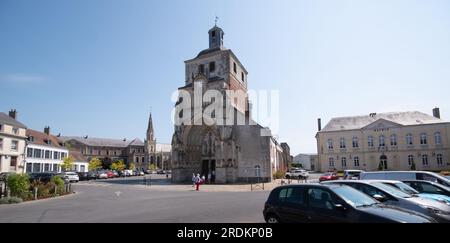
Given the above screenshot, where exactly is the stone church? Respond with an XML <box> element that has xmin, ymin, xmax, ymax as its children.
<box><xmin>171</xmin><ymin>24</ymin><xmax>289</xmax><ymax>183</ymax></box>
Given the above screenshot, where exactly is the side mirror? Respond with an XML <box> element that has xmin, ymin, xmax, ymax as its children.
<box><xmin>372</xmin><ymin>194</ymin><xmax>386</xmax><ymax>202</ymax></box>
<box><xmin>334</xmin><ymin>204</ymin><xmax>347</xmax><ymax>211</ymax></box>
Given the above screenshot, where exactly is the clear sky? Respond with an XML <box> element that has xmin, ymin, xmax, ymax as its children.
<box><xmin>1</xmin><ymin>0</ymin><xmax>449</xmax><ymax>155</ymax></box>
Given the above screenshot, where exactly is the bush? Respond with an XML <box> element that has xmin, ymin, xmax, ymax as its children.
<box><xmin>6</xmin><ymin>174</ymin><xmax>30</xmax><ymax>199</ymax></box>
<box><xmin>273</xmin><ymin>171</ymin><xmax>285</xmax><ymax>179</ymax></box>
<box><xmin>51</xmin><ymin>176</ymin><xmax>65</xmax><ymax>195</ymax></box>
<box><xmin>0</xmin><ymin>197</ymin><xmax>23</xmax><ymax>204</ymax></box>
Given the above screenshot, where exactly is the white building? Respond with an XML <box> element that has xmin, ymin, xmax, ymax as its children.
<box><xmin>293</xmin><ymin>153</ymin><xmax>318</xmax><ymax>171</ymax></box>
<box><xmin>0</xmin><ymin>110</ymin><xmax>27</xmax><ymax>173</ymax></box>
<box><xmin>25</xmin><ymin>127</ymin><xmax>72</xmax><ymax>173</ymax></box>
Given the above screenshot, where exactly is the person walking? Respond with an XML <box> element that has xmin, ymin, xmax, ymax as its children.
<box><xmin>195</xmin><ymin>173</ymin><xmax>202</xmax><ymax>191</ymax></box>
<box><xmin>192</xmin><ymin>173</ymin><xmax>196</xmax><ymax>188</ymax></box>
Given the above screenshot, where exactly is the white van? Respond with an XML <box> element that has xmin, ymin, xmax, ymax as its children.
<box><xmin>360</xmin><ymin>171</ymin><xmax>450</xmax><ymax>188</ymax></box>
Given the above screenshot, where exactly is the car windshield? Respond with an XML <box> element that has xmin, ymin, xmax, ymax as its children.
<box><xmin>371</xmin><ymin>182</ymin><xmax>411</xmax><ymax>198</ymax></box>
<box><xmin>324</xmin><ymin>173</ymin><xmax>333</xmax><ymax>176</ymax></box>
<box><xmin>331</xmin><ymin>186</ymin><xmax>379</xmax><ymax>208</ymax></box>
<box><xmin>391</xmin><ymin>182</ymin><xmax>419</xmax><ymax>195</ymax></box>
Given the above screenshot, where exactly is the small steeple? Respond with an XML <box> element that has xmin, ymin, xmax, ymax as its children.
<box><xmin>208</xmin><ymin>20</ymin><xmax>224</xmax><ymax>49</ymax></box>
<box><xmin>146</xmin><ymin>112</ymin><xmax>154</xmax><ymax>141</ymax></box>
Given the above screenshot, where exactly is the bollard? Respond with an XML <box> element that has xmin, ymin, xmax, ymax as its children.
<box><xmin>34</xmin><ymin>187</ymin><xmax>38</xmax><ymax>200</ymax></box>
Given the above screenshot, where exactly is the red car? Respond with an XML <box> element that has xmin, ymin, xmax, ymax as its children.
<box><xmin>106</xmin><ymin>170</ymin><xmax>115</xmax><ymax>179</ymax></box>
<box><xmin>319</xmin><ymin>172</ymin><xmax>339</xmax><ymax>182</ymax></box>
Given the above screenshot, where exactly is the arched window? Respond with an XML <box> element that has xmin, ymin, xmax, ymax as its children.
<box><xmin>437</xmin><ymin>154</ymin><xmax>443</xmax><ymax>166</ymax></box>
<box><xmin>379</xmin><ymin>135</ymin><xmax>386</xmax><ymax>147</ymax></box>
<box><xmin>255</xmin><ymin>165</ymin><xmax>261</xmax><ymax>177</ymax></box>
<box><xmin>420</xmin><ymin>133</ymin><xmax>428</xmax><ymax>145</ymax></box>
<box><xmin>354</xmin><ymin>157</ymin><xmax>360</xmax><ymax>167</ymax></box>
<box><xmin>406</xmin><ymin>134</ymin><xmax>413</xmax><ymax>145</ymax></box>
<box><xmin>408</xmin><ymin>155</ymin><xmax>414</xmax><ymax>166</ymax></box>
<box><xmin>390</xmin><ymin>134</ymin><xmax>397</xmax><ymax>146</ymax></box>
<box><xmin>435</xmin><ymin>132</ymin><xmax>442</xmax><ymax>145</ymax></box>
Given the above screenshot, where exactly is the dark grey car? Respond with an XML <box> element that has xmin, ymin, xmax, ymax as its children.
<box><xmin>323</xmin><ymin>180</ymin><xmax>450</xmax><ymax>223</ymax></box>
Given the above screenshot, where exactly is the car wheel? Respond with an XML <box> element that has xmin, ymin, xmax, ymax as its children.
<box><xmin>285</xmin><ymin>175</ymin><xmax>290</xmax><ymax>179</ymax></box>
<box><xmin>266</xmin><ymin>215</ymin><xmax>280</xmax><ymax>223</ymax></box>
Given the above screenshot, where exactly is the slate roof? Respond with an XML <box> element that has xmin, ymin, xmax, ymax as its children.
<box><xmin>321</xmin><ymin>111</ymin><xmax>445</xmax><ymax>132</ymax></box>
<box><xmin>60</xmin><ymin>136</ymin><xmax>144</xmax><ymax>147</ymax></box>
<box><xmin>0</xmin><ymin>112</ymin><xmax>27</xmax><ymax>129</ymax></box>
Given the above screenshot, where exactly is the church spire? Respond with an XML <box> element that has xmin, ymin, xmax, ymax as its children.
<box><xmin>146</xmin><ymin>112</ymin><xmax>154</xmax><ymax>141</ymax></box>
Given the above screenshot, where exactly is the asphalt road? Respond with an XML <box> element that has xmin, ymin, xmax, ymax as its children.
<box><xmin>0</xmin><ymin>176</ymin><xmax>270</xmax><ymax>223</ymax></box>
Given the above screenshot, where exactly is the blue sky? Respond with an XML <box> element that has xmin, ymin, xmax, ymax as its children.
<box><xmin>1</xmin><ymin>0</ymin><xmax>449</xmax><ymax>155</ymax></box>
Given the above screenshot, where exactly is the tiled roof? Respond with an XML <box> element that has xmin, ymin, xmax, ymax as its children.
<box><xmin>26</xmin><ymin>129</ymin><xmax>65</xmax><ymax>148</ymax></box>
<box><xmin>0</xmin><ymin>112</ymin><xmax>27</xmax><ymax>129</ymax></box>
<box><xmin>60</xmin><ymin>136</ymin><xmax>144</xmax><ymax>148</ymax></box>
<box><xmin>321</xmin><ymin>111</ymin><xmax>445</xmax><ymax>132</ymax></box>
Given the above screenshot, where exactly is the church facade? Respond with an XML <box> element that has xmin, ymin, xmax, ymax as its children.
<box><xmin>171</xmin><ymin>25</ymin><xmax>289</xmax><ymax>183</ymax></box>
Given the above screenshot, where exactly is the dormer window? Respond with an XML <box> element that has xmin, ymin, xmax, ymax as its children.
<box><xmin>12</xmin><ymin>127</ymin><xmax>18</xmax><ymax>135</ymax></box>
<box><xmin>46</xmin><ymin>140</ymin><xmax>52</xmax><ymax>145</ymax></box>
<box><xmin>199</xmin><ymin>64</ymin><xmax>205</xmax><ymax>74</ymax></box>
<box><xmin>212</xmin><ymin>31</ymin><xmax>216</xmax><ymax>37</ymax></box>
<box><xmin>233</xmin><ymin>62</ymin><xmax>237</xmax><ymax>73</ymax></box>
<box><xmin>28</xmin><ymin>136</ymin><xmax>35</xmax><ymax>142</ymax></box>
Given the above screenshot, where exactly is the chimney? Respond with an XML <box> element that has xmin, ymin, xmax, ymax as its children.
<box><xmin>8</xmin><ymin>109</ymin><xmax>17</xmax><ymax>120</ymax></box>
<box><xmin>318</xmin><ymin>118</ymin><xmax>322</xmax><ymax>132</ymax></box>
<box><xmin>433</xmin><ymin>107</ymin><xmax>441</xmax><ymax>119</ymax></box>
<box><xmin>44</xmin><ymin>126</ymin><xmax>50</xmax><ymax>135</ymax></box>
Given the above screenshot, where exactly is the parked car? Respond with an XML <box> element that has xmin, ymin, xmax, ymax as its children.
<box><xmin>156</xmin><ymin>170</ymin><xmax>165</xmax><ymax>174</ymax></box>
<box><xmin>402</xmin><ymin>180</ymin><xmax>450</xmax><ymax>197</ymax></box>
<box><xmin>112</xmin><ymin>170</ymin><xmax>119</xmax><ymax>178</ymax></box>
<box><xmin>360</xmin><ymin>171</ymin><xmax>450</xmax><ymax>188</ymax></box>
<box><xmin>28</xmin><ymin>172</ymin><xmax>58</xmax><ymax>183</ymax></box>
<box><xmin>105</xmin><ymin>170</ymin><xmax>115</xmax><ymax>179</ymax></box>
<box><xmin>263</xmin><ymin>183</ymin><xmax>435</xmax><ymax>223</ymax></box>
<box><xmin>78</xmin><ymin>171</ymin><xmax>97</xmax><ymax>181</ymax></box>
<box><xmin>97</xmin><ymin>170</ymin><xmax>108</xmax><ymax>179</ymax></box>
<box><xmin>343</xmin><ymin>170</ymin><xmax>364</xmax><ymax>180</ymax></box>
<box><xmin>323</xmin><ymin>180</ymin><xmax>450</xmax><ymax>223</ymax></box>
<box><xmin>122</xmin><ymin>170</ymin><xmax>133</xmax><ymax>177</ymax></box>
<box><xmin>373</xmin><ymin>180</ymin><xmax>450</xmax><ymax>206</ymax></box>
<box><xmin>319</xmin><ymin>172</ymin><xmax>339</xmax><ymax>182</ymax></box>
<box><xmin>285</xmin><ymin>169</ymin><xmax>309</xmax><ymax>180</ymax></box>
<box><xmin>63</xmin><ymin>172</ymin><xmax>79</xmax><ymax>182</ymax></box>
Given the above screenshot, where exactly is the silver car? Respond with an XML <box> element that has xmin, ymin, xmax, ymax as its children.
<box><xmin>323</xmin><ymin>180</ymin><xmax>450</xmax><ymax>223</ymax></box>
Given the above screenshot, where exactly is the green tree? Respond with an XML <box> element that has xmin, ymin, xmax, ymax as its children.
<box><xmin>89</xmin><ymin>157</ymin><xmax>102</xmax><ymax>171</ymax></box>
<box><xmin>149</xmin><ymin>163</ymin><xmax>157</xmax><ymax>171</ymax></box>
<box><xmin>128</xmin><ymin>162</ymin><xmax>135</xmax><ymax>170</ymax></box>
<box><xmin>7</xmin><ymin>174</ymin><xmax>30</xmax><ymax>199</ymax></box>
<box><xmin>61</xmin><ymin>156</ymin><xmax>74</xmax><ymax>172</ymax></box>
<box><xmin>111</xmin><ymin>160</ymin><xmax>126</xmax><ymax>171</ymax></box>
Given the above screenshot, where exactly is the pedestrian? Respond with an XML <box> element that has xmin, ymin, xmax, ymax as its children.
<box><xmin>195</xmin><ymin>173</ymin><xmax>202</xmax><ymax>191</ymax></box>
<box><xmin>207</xmin><ymin>172</ymin><xmax>211</xmax><ymax>184</ymax></box>
<box><xmin>211</xmin><ymin>170</ymin><xmax>216</xmax><ymax>184</ymax></box>
<box><xmin>192</xmin><ymin>173</ymin><xmax>196</xmax><ymax>187</ymax></box>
